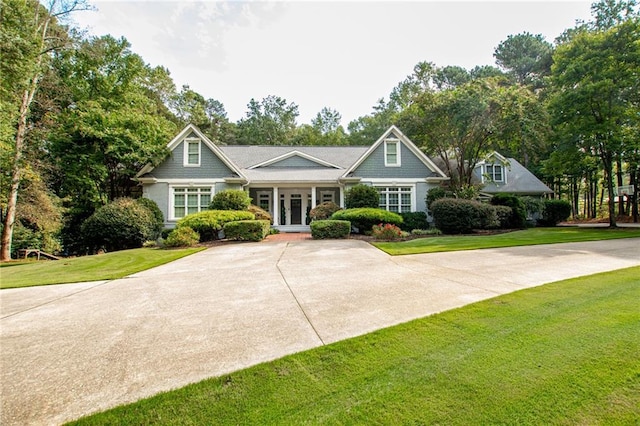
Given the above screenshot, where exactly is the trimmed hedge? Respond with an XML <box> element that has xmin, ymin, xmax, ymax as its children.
<box><xmin>309</xmin><ymin>201</ymin><xmax>342</xmax><ymax>221</ymax></box>
<box><xmin>539</xmin><ymin>199</ymin><xmax>572</xmax><ymax>226</ymax></box>
<box><xmin>248</xmin><ymin>205</ymin><xmax>272</xmax><ymax>224</ymax></box>
<box><xmin>431</xmin><ymin>198</ymin><xmax>483</xmax><ymax>234</ymax></box>
<box><xmin>223</xmin><ymin>220</ymin><xmax>271</xmax><ymax>242</ymax></box>
<box><xmin>399</xmin><ymin>211</ymin><xmax>429</xmax><ymax>231</ymax></box>
<box><xmin>177</xmin><ymin>210</ymin><xmax>255</xmax><ymax>241</ymax></box>
<box><xmin>165</xmin><ymin>226</ymin><xmax>200</xmax><ymax>247</ymax></box>
<box><xmin>136</xmin><ymin>197</ymin><xmax>164</xmax><ymax>240</ymax></box>
<box><xmin>494</xmin><ymin>205</ymin><xmax>513</xmax><ymax>229</ymax></box>
<box><xmin>310</xmin><ymin>220</ymin><xmax>351</xmax><ymax>239</ymax></box>
<box><xmin>330</xmin><ymin>208</ymin><xmax>403</xmax><ymax>234</ymax></box>
<box><xmin>81</xmin><ymin>198</ymin><xmax>156</xmax><ymax>252</ymax></box>
<box><xmin>345</xmin><ymin>184</ymin><xmax>380</xmax><ymax>209</ymax></box>
<box><xmin>209</xmin><ymin>189</ymin><xmax>251</xmax><ymax>211</ymax></box>
<box><xmin>490</xmin><ymin>193</ymin><xmax>527</xmax><ymax>228</ymax></box>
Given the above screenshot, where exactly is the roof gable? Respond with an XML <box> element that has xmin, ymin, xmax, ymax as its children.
<box><xmin>343</xmin><ymin>125</ymin><xmax>447</xmax><ymax>178</ymax></box>
<box><xmin>248</xmin><ymin>150</ymin><xmax>340</xmax><ymax>169</ymax></box>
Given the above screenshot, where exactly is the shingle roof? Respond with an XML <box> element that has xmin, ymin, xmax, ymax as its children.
<box><xmin>219</xmin><ymin>146</ymin><xmax>369</xmax><ymax>170</ymax></box>
<box><xmin>474</xmin><ymin>157</ymin><xmax>552</xmax><ymax>195</ymax></box>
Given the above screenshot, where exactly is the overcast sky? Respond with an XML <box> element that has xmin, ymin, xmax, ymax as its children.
<box><xmin>71</xmin><ymin>1</ymin><xmax>593</xmax><ymax>126</ymax></box>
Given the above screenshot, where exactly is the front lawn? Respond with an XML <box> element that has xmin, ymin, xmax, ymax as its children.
<box><xmin>0</xmin><ymin>247</ymin><xmax>203</xmax><ymax>289</ymax></box>
<box><xmin>69</xmin><ymin>266</ymin><xmax>640</xmax><ymax>425</ymax></box>
<box><xmin>374</xmin><ymin>227</ymin><xmax>640</xmax><ymax>255</ymax></box>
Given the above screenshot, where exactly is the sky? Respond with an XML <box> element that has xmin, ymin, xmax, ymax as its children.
<box><xmin>71</xmin><ymin>1</ymin><xmax>594</xmax><ymax>126</ymax></box>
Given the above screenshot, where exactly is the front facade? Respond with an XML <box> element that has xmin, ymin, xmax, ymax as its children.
<box><xmin>136</xmin><ymin>124</ymin><xmax>449</xmax><ymax>231</ymax></box>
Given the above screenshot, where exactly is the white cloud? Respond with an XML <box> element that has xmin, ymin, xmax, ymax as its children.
<box><xmin>72</xmin><ymin>1</ymin><xmax>593</xmax><ymax>127</ymax></box>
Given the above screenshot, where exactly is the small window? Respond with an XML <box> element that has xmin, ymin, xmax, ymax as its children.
<box><xmin>320</xmin><ymin>191</ymin><xmax>335</xmax><ymax>203</ymax></box>
<box><xmin>384</xmin><ymin>139</ymin><xmax>401</xmax><ymax>167</ymax></box>
<box><xmin>172</xmin><ymin>187</ymin><xmax>211</xmax><ymax>219</ymax></box>
<box><xmin>184</xmin><ymin>139</ymin><xmax>201</xmax><ymax>167</ymax></box>
<box><xmin>486</xmin><ymin>164</ymin><xmax>504</xmax><ymax>182</ymax></box>
<box><xmin>257</xmin><ymin>192</ymin><xmax>272</xmax><ymax>213</ymax></box>
<box><xmin>377</xmin><ymin>186</ymin><xmax>412</xmax><ymax>212</ymax></box>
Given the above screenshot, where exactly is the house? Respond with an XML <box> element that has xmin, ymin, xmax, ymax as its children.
<box><xmin>136</xmin><ymin>124</ymin><xmax>449</xmax><ymax>231</ymax></box>
<box><xmin>473</xmin><ymin>152</ymin><xmax>552</xmax><ymax>199</ymax></box>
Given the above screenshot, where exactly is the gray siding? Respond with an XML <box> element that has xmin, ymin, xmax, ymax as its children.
<box><xmin>352</xmin><ymin>143</ymin><xmax>437</xmax><ymax>179</ymax></box>
<box><xmin>152</xmin><ymin>140</ymin><xmax>235</xmax><ymax>179</ymax></box>
<box><xmin>264</xmin><ymin>156</ymin><xmax>326</xmax><ymax>168</ymax></box>
<box><xmin>143</xmin><ymin>183</ymin><xmax>170</xmax><ymax>227</ymax></box>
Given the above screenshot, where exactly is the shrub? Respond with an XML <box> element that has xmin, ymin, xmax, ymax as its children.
<box><xmin>81</xmin><ymin>198</ymin><xmax>156</xmax><ymax>252</ymax></box>
<box><xmin>209</xmin><ymin>189</ymin><xmax>251</xmax><ymax>211</ymax></box>
<box><xmin>426</xmin><ymin>187</ymin><xmax>448</xmax><ymax>209</ymax></box>
<box><xmin>309</xmin><ymin>201</ymin><xmax>342</xmax><ymax>221</ymax></box>
<box><xmin>494</xmin><ymin>205</ymin><xmax>513</xmax><ymax>229</ymax></box>
<box><xmin>165</xmin><ymin>226</ymin><xmax>200</xmax><ymax>247</ymax></box>
<box><xmin>539</xmin><ymin>199</ymin><xmax>572</xmax><ymax>226</ymax></box>
<box><xmin>248</xmin><ymin>205</ymin><xmax>272</xmax><ymax>224</ymax></box>
<box><xmin>345</xmin><ymin>184</ymin><xmax>380</xmax><ymax>209</ymax></box>
<box><xmin>177</xmin><ymin>210</ymin><xmax>255</xmax><ymax>241</ymax></box>
<box><xmin>223</xmin><ymin>220</ymin><xmax>271</xmax><ymax>242</ymax></box>
<box><xmin>411</xmin><ymin>228</ymin><xmax>442</xmax><ymax>236</ymax></box>
<box><xmin>431</xmin><ymin>198</ymin><xmax>484</xmax><ymax>234</ymax></box>
<box><xmin>310</xmin><ymin>220</ymin><xmax>351</xmax><ymax>239</ymax></box>
<box><xmin>372</xmin><ymin>223</ymin><xmax>406</xmax><ymax>241</ymax></box>
<box><xmin>477</xmin><ymin>203</ymin><xmax>500</xmax><ymax>230</ymax></box>
<box><xmin>136</xmin><ymin>197</ymin><xmax>164</xmax><ymax>240</ymax></box>
<box><xmin>490</xmin><ymin>193</ymin><xmax>527</xmax><ymax>228</ymax></box>
<box><xmin>399</xmin><ymin>211</ymin><xmax>429</xmax><ymax>231</ymax></box>
<box><xmin>330</xmin><ymin>208</ymin><xmax>403</xmax><ymax>234</ymax></box>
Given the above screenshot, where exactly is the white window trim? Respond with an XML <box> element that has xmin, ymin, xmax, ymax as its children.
<box><xmin>384</xmin><ymin>139</ymin><xmax>401</xmax><ymax>167</ymax></box>
<box><xmin>483</xmin><ymin>163</ymin><xmax>505</xmax><ymax>183</ymax></box>
<box><xmin>168</xmin><ymin>184</ymin><xmax>214</xmax><ymax>221</ymax></box>
<box><xmin>183</xmin><ymin>138</ymin><xmax>201</xmax><ymax>167</ymax></box>
<box><xmin>374</xmin><ymin>184</ymin><xmax>416</xmax><ymax>212</ymax></box>
<box><xmin>257</xmin><ymin>190</ymin><xmax>272</xmax><ymax>214</ymax></box>
<box><xmin>320</xmin><ymin>190</ymin><xmax>335</xmax><ymax>203</ymax></box>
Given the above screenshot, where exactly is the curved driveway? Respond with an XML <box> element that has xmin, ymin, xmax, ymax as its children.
<box><xmin>2</xmin><ymin>238</ymin><xmax>639</xmax><ymax>425</ymax></box>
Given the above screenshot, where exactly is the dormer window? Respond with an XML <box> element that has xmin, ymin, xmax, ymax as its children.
<box><xmin>384</xmin><ymin>139</ymin><xmax>401</xmax><ymax>167</ymax></box>
<box><xmin>485</xmin><ymin>164</ymin><xmax>504</xmax><ymax>182</ymax></box>
<box><xmin>184</xmin><ymin>138</ymin><xmax>201</xmax><ymax>167</ymax></box>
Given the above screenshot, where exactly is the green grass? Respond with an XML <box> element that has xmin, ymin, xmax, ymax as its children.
<box><xmin>374</xmin><ymin>227</ymin><xmax>640</xmax><ymax>255</ymax></box>
<box><xmin>0</xmin><ymin>247</ymin><xmax>203</xmax><ymax>289</ymax></box>
<box><xmin>69</xmin><ymin>266</ymin><xmax>640</xmax><ymax>425</ymax></box>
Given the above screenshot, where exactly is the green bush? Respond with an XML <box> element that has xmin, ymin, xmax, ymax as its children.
<box><xmin>411</xmin><ymin>228</ymin><xmax>442</xmax><ymax>236</ymax></box>
<box><xmin>81</xmin><ymin>198</ymin><xmax>156</xmax><ymax>252</ymax></box>
<box><xmin>248</xmin><ymin>205</ymin><xmax>273</xmax><ymax>224</ymax></box>
<box><xmin>209</xmin><ymin>189</ymin><xmax>251</xmax><ymax>211</ymax></box>
<box><xmin>426</xmin><ymin>187</ymin><xmax>449</xmax><ymax>209</ymax></box>
<box><xmin>490</xmin><ymin>193</ymin><xmax>527</xmax><ymax>228</ymax></box>
<box><xmin>539</xmin><ymin>199</ymin><xmax>572</xmax><ymax>226</ymax></box>
<box><xmin>177</xmin><ymin>210</ymin><xmax>255</xmax><ymax>241</ymax></box>
<box><xmin>399</xmin><ymin>211</ymin><xmax>429</xmax><ymax>231</ymax></box>
<box><xmin>136</xmin><ymin>197</ymin><xmax>164</xmax><ymax>240</ymax></box>
<box><xmin>330</xmin><ymin>208</ymin><xmax>403</xmax><ymax>234</ymax></box>
<box><xmin>309</xmin><ymin>201</ymin><xmax>342</xmax><ymax>221</ymax></box>
<box><xmin>477</xmin><ymin>203</ymin><xmax>500</xmax><ymax>230</ymax></box>
<box><xmin>494</xmin><ymin>205</ymin><xmax>513</xmax><ymax>229</ymax></box>
<box><xmin>165</xmin><ymin>226</ymin><xmax>200</xmax><ymax>247</ymax></box>
<box><xmin>223</xmin><ymin>220</ymin><xmax>271</xmax><ymax>242</ymax></box>
<box><xmin>345</xmin><ymin>184</ymin><xmax>380</xmax><ymax>209</ymax></box>
<box><xmin>310</xmin><ymin>220</ymin><xmax>351</xmax><ymax>239</ymax></box>
<box><xmin>372</xmin><ymin>223</ymin><xmax>405</xmax><ymax>241</ymax></box>
<box><xmin>431</xmin><ymin>198</ymin><xmax>484</xmax><ymax>234</ymax></box>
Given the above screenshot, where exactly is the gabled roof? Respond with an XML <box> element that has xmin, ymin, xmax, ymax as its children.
<box><xmin>219</xmin><ymin>145</ymin><xmax>368</xmax><ymax>170</ymax></box>
<box><xmin>135</xmin><ymin>124</ymin><xmax>246</xmax><ymax>180</ymax></box>
<box><xmin>342</xmin><ymin>125</ymin><xmax>448</xmax><ymax>178</ymax></box>
<box><xmin>475</xmin><ymin>154</ymin><xmax>552</xmax><ymax>195</ymax></box>
<box><xmin>247</xmin><ymin>150</ymin><xmax>341</xmax><ymax>169</ymax></box>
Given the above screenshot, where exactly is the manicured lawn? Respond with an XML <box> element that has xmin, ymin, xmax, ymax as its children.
<box><xmin>374</xmin><ymin>227</ymin><xmax>640</xmax><ymax>255</ymax></box>
<box><xmin>70</xmin><ymin>266</ymin><xmax>640</xmax><ymax>425</ymax></box>
<box><xmin>0</xmin><ymin>247</ymin><xmax>203</xmax><ymax>289</ymax></box>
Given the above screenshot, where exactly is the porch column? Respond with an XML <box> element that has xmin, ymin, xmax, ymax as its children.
<box><xmin>311</xmin><ymin>186</ymin><xmax>317</xmax><ymax>207</ymax></box>
<box><xmin>339</xmin><ymin>186</ymin><xmax>345</xmax><ymax>208</ymax></box>
<box><xmin>272</xmin><ymin>186</ymin><xmax>279</xmax><ymax>226</ymax></box>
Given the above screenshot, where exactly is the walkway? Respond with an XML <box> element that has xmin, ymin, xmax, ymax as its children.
<box><xmin>1</xmin><ymin>238</ymin><xmax>639</xmax><ymax>425</ymax></box>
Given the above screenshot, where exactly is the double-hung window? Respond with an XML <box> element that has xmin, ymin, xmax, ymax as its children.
<box><xmin>173</xmin><ymin>187</ymin><xmax>211</xmax><ymax>219</ymax></box>
<box><xmin>485</xmin><ymin>164</ymin><xmax>504</xmax><ymax>182</ymax></box>
<box><xmin>384</xmin><ymin>139</ymin><xmax>401</xmax><ymax>167</ymax></box>
<box><xmin>377</xmin><ymin>186</ymin><xmax>412</xmax><ymax>213</ymax></box>
<box><xmin>184</xmin><ymin>138</ymin><xmax>201</xmax><ymax>167</ymax></box>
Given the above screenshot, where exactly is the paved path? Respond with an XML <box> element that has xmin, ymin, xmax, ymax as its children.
<box><xmin>1</xmin><ymin>238</ymin><xmax>639</xmax><ymax>425</ymax></box>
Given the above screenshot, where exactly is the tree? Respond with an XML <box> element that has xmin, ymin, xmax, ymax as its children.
<box><xmin>236</xmin><ymin>95</ymin><xmax>299</xmax><ymax>145</ymax></box>
<box><xmin>1</xmin><ymin>0</ymin><xmax>89</xmax><ymax>261</ymax></box>
<box><xmin>172</xmin><ymin>85</ymin><xmax>235</xmax><ymax>143</ymax></box>
<box><xmin>549</xmin><ymin>18</ymin><xmax>640</xmax><ymax>227</ymax></box>
<box><xmin>494</xmin><ymin>32</ymin><xmax>553</xmax><ymax>87</ymax></box>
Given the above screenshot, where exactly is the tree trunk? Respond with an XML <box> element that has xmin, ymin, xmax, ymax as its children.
<box><xmin>602</xmin><ymin>151</ymin><xmax>617</xmax><ymax>228</ymax></box>
<box><xmin>616</xmin><ymin>157</ymin><xmax>624</xmax><ymax>216</ymax></box>
<box><xmin>1</xmin><ymin>89</ymin><xmax>32</xmax><ymax>260</ymax></box>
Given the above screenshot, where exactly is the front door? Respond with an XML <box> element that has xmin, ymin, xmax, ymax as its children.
<box><xmin>290</xmin><ymin>195</ymin><xmax>302</xmax><ymax>225</ymax></box>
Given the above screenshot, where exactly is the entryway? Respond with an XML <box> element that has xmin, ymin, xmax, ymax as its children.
<box><xmin>278</xmin><ymin>189</ymin><xmax>311</xmax><ymax>230</ymax></box>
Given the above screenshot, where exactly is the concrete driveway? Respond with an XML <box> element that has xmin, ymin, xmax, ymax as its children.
<box><xmin>1</xmin><ymin>238</ymin><xmax>639</xmax><ymax>425</ymax></box>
